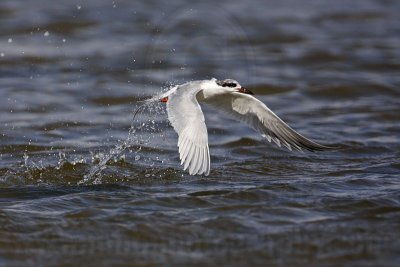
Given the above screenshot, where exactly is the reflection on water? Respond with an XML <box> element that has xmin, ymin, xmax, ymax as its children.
<box><xmin>1</xmin><ymin>0</ymin><xmax>400</xmax><ymax>266</ymax></box>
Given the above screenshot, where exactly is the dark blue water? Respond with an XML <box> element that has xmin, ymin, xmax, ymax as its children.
<box><xmin>1</xmin><ymin>0</ymin><xmax>400</xmax><ymax>266</ymax></box>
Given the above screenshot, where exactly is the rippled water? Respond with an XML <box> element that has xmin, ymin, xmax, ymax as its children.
<box><xmin>1</xmin><ymin>0</ymin><xmax>400</xmax><ymax>266</ymax></box>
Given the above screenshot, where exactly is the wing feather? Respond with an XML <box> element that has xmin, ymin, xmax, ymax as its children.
<box><xmin>166</xmin><ymin>83</ymin><xmax>210</xmax><ymax>175</ymax></box>
<box><xmin>205</xmin><ymin>92</ymin><xmax>331</xmax><ymax>152</ymax></box>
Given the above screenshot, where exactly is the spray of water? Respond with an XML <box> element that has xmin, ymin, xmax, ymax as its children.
<box><xmin>77</xmin><ymin>101</ymin><xmax>151</xmax><ymax>185</ymax></box>
<box><xmin>77</xmin><ymin>90</ymin><xmax>170</xmax><ymax>185</ymax></box>
<box><xmin>15</xmin><ymin>87</ymin><xmax>170</xmax><ymax>186</ymax></box>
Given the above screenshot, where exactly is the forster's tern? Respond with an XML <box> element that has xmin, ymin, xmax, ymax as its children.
<box><xmin>155</xmin><ymin>78</ymin><xmax>331</xmax><ymax>176</ymax></box>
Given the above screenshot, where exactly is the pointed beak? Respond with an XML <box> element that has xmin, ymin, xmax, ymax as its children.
<box><xmin>161</xmin><ymin>97</ymin><xmax>168</xmax><ymax>103</ymax></box>
<box><xmin>237</xmin><ymin>87</ymin><xmax>254</xmax><ymax>95</ymax></box>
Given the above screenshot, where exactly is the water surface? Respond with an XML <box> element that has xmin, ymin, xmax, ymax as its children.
<box><xmin>1</xmin><ymin>0</ymin><xmax>400</xmax><ymax>266</ymax></box>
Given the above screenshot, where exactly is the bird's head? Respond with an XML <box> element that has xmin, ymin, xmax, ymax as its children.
<box><xmin>214</xmin><ymin>78</ymin><xmax>254</xmax><ymax>95</ymax></box>
<box><xmin>159</xmin><ymin>78</ymin><xmax>254</xmax><ymax>103</ymax></box>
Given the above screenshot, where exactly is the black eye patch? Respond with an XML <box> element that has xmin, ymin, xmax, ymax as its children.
<box><xmin>216</xmin><ymin>80</ymin><xmax>237</xmax><ymax>88</ymax></box>
<box><xmin>222</xmin><ymin>82</ymin><xmax>237</xmax><ymax>87</ymax></box>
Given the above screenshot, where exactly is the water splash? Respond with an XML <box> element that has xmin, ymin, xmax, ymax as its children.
<box><xmin>78</xmin><ymin>97</ymin><xmax>163</xmax><ymax>185</ymax></box>
<box><xmin>9</xmin><ymin>88</ymin><xmax>170</xmax><ymax>186</ymax></box>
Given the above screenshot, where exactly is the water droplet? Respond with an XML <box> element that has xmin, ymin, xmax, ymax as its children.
<box><xmin>8</xmin><ymin>38</ymin><xmax>12</xmax><ymax>43</ymax></box>
<box><xmin>135</xmin><ymin>155</ymin><xmax>140</xmax><ymax>161</ymax></box>
<box><xmin>0</xmin><ymin>52</ymin><xmax>4</xmax><ymax>57</ymax></box>
<box><xmin>44</xmin><ymin>31</ymin><xmax>49</xmax><ymax>37</ymax></box>
<box><xmin>76</xmin><ymin>5</ymin><xmax>82</xmax><ymax>10</ymax></box>
<box><xmin>23</xmin><ymin>153</ymin><xmax>29</xmax><ymax>165</ymax></box>
<box><xmin>62</xmin><ymin>38</ymin><xmax>66</xmax><ymax>43</ymax></box>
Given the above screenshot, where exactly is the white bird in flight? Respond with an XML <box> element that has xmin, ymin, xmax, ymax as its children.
<box><xmin>153</xmin><ymin>78</ymin><xmax>331</xmax><ymax>176</ymax></box>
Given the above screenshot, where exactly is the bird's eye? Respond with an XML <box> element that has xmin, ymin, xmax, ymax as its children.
<box><xmin>222</xmin><ymin>82</ymin><xmax>236</xmax><ymax>88</ymax></box>
<box><xmin>216</xmin><ymin>80</ymin><xmax>237</xmax><ymax>88</ymax></box>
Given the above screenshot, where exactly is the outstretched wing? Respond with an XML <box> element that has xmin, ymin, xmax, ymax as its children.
<box><xmin>205</xmin><ymin>92</ymin><xmax>331</xmax><ymax>152</ymax></box>
<box><xmin>166</xmin><ymin>85</ymin><xmax>210</xmax><ymax>175</ymax></box>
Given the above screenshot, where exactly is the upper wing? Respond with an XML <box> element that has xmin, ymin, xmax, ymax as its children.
<box><xmin>205</xmin><ymin>92</ymin><xmax>331</xmax><ymax>152</ymax></box>
<box><xmin>166</xmin><ymin>85</ymin><xmax>210</xmax><ymax>175</ymax></box>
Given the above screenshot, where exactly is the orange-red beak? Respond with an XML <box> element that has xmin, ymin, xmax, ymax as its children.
<box><xmin>161</xmin><ymin>97</ymin><xmax>168</xmax><ymax>103</ymax></box>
